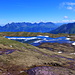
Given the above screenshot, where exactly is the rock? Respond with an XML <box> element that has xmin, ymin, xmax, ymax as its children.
<box><xmin>26</xmin><ymin>66</ymin><xmax>75</xmax><ymax>75</ymax></box>
<box><xmin>10</xmin><ymin>45</ymin><xmax>12</xmax><ymax>47</ymax></box>
<box><xmin>58</xmin><ymin>51</ymin><xmax>62</xmax><ymax>53</ymax></box>
<box><xmin>70</xmin><ymin>53</ymin><xmax>75</xmax><ymax>55</ymax></box>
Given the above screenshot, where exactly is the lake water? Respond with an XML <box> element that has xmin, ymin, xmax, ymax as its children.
<box><xmin>5</xmin><ymin>36</ymin><xmax>74</xmax><ymax>46</ymax></box>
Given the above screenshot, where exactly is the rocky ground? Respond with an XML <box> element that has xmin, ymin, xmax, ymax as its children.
<box><xmin>25</xmin><ymin>66</ymin><xmax>75</xmax><ymax>75</ymax></box>
<box><xmin>38</xmin><ymin>43</ymin><xmax>75</xmax><ymax>53</ymax></box>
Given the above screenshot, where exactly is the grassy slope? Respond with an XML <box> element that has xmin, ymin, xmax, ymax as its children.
<box><xmin>0</xmin><ymin>37</ymin><xmax>67</xmax><ymax>66</ymax></box>
<box><xmin>38</xmin><ymin>43</ymin><xmax>75</xmax><ymax>53</ymax></box>
<box><xmin>0</xmin><ymin>32</ymin><xmax>69</xmax><ymax>37</ymax></box>
<box><xmin>0</xmin><ymin>32</ymin><xmax>74</xmax><ymax>65</ymax></box>
<box><xmin>0</xmin><ymin>36</ymin><xmax>75</xmax><ymax>74</ymax></box>
<box><xmin>0</xmin><ymin>32</ymin><xmax>75</xmax><ymax>74</ymax></box>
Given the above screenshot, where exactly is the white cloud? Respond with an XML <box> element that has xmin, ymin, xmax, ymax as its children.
<box><xmin>60</xmin><ymin>2</ymin><xmax>75</xmax><ymax>11</ymax></box>
<box><xmin>66</xmin><ymin>2</ymin><xmax>75</xmax><ymax>6</ymax></box>
<box><xmin>67</xmin><ymin>6</ymin><xmax>73</xmax><ymax>10</ymax></box>
<box><xmin>64</xmin><ymin>16</ymin><xmax>68</xmax><ymax>19</ymax></box>
<box><xmin>54</xmin><ymin>20</ymin><xmax>75</xmax><ymax>23</ymax></box>
<box><xmin>61</xmin><ymin>2</ymin><xmax>75</xmax><ymax>6</ymax></box>
<box><xmin>62</xmin><ymin>20</ymin><xmax>75</xmax><ymax>23</ymax></box>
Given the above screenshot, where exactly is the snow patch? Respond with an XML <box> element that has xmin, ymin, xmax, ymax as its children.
<box><xmin>66</xmin><ymin>38</ymin><xmax>70</xmax><ymax>40</ymax></box>
<box><xmin>72</xmin><ymin>42</ymin><xmax>75</xmax><ymax>45</ymax></box>
<box><xmin>8</xmin><ymin>37</ymin><xmax>37</xmax><ymax>40</ymax></box>
<box><xmin>34</xmin><ymin>40</ymin><xmax>42</xmax><ymax>43</ymax></box>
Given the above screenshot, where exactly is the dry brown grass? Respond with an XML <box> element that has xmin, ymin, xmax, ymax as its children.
<box><xmin>0</xmin><ymin>35</ymin><xmax>75</xmax><ymax>75</ymax></box>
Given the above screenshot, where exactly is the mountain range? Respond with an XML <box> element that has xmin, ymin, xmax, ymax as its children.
<box><xmin>50</xmin><ymin>22</ymin><xmax>75</xmax><ymax>34</ymax></box>
<box><xmin>1</xmin><ymin>22</ymin><xmax>75</xmax><ymax>34</ymax></box>
<box><xmin>0</xmin><ymin>22</ymin><xmax>61</xmax><ymax>33</ymax></box>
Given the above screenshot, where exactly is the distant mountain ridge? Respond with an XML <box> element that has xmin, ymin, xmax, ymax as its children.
<box><xmin>0</xmin><ymin>22</ymin><xmax>60</xmax><ymax>33</ymax></box>
<box><xmin>50</xmin><ymin>22</ymin><xmax>75</xmax><ymax>34</ymax></box>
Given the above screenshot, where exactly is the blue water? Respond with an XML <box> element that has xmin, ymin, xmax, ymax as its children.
<box><xmin>5</xmin><ymin>36</ymin><xmax>74</xmax><ymax>46</ymax></box>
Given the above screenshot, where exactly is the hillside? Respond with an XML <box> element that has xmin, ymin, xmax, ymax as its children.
<box><xmin>0</xmin><ymin>33</ymin><xmax>75</xmax><ymax>75</ymax></box>
<box><xmin>0</xmin><ymin>32</ymin><xmax>69</xmax><ymax>37</ymax></box>
<box><xmin>50</xmin><ymin>22</ymin><xmax>75</xmax><ymax>34</ymax></box>
<box><xmin>0</xmin><ymin>22</ymin><xmax>59</xmax><ymax>33</ymax></box>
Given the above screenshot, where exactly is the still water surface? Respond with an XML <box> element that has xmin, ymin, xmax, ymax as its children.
<box><xmin>5</xmin><ymin>36</ymin><xmax>74</xmax><ymax>46</ymax></box>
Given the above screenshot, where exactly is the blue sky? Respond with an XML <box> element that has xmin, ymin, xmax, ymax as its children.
<box><xmin>0</xmin><ymin>0</ymin><xmax>75</xmax><ymax>24</ymax></box>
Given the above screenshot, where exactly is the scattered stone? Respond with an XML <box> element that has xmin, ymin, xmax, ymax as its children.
<box><xmin>70</xmin><ymin>53</ymin><xmax>75</xmax><ymax>55</ymax></box>
<box><xmin>38</xmin><ymin>43</ymin><xmax>75</xmax><ymax>53</ymax></box>
<box><xmin>58</xmin><ymin>51</ymin><xmax>62</xmax><ymax>53</ymax></box>
<box><xmin>20</xmin><ymin>71</ymin><xmax>24</xmax><ymax>73</ymax></box>
<box><xmin>10</xmin><ymin>45</ymin><xmax>12</xmax><ymax>47</ymax></box>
